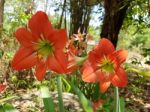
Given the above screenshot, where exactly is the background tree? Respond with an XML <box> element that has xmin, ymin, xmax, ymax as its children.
<box><xmin>100</xmin><ymin>0</ymin><xmax>130</xmax><ymax>47</ymax></box>
<box><xmin>0</xmin><ymin>0</ymin><xmax>5</xmax><ymax>38</ymax></box>
<box><xmin>57</xmin><ymin>0</ymin><xmax>66</xmax><ymax>29</ymax></box>
<box><xmin>69</xmin><ymin>0</ymin><xmax>92</xmax><ymax>34</ymax></box>
<box><xmin>100</xmin><ymin>0</ymin><xmax>150</xmax><ymax>47</ymax></box>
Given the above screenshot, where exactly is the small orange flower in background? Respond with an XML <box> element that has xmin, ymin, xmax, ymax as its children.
<box><xmin>66</xmin><ymin>41</ymin><xmax>78</xmax><ymax>73</ymax></box>
<box><xmin>12</xmin><ymin>11</ymin><xmax>68</xmax><ymax>80</ymax></box>
<box><xmin>66</xmin><ymin>41</ymin><xmax>87</xmax><ymax>73</ymax></box>
<box><xmin>82</xmin><ymin>38</ymin><xmax>128</xmax><ymax>93</ymax></box>
<box><xmin>0</xmin><ymin>84</ymin><xmax>6</xmax><ymax>93</ymax></box>
<box><xmin>92</xmin><ymin>99</ymin><xmax>104</xmax><ymax>112</ymax></box>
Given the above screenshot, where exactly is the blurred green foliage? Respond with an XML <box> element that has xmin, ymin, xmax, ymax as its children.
<box><xmin>3</xmin><ymin>0</ymin><xmax>32</xmax><ymax>36</ymax></box>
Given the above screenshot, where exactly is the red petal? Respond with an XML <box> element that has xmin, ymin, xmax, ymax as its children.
<box><xmin>35</xmin><ymin>59</ymin><xmax>47</xmax><ymax>81</ymax></box>
<box><xmin>28</xmin><ymin>11</ymin><xmax>52</xmax><ymax>38</ymax></box>
<box><xmin>98</xmin><ymin>72</ymin><xmax>109</xmax><ymax>81</ymax></box>
<box><xmin>0</xmin><ymin>84</ymin><xmax>6</xmax><ymax>93</ymax></box>
<box><xmin>48</xmin><ymin>50</ymin><xmax>67</xmax><ymax>74</ymax></box>
<box><xmin>82</xmin><ymin>61</ymin><xmax>99</xmax><ymax>82</ymax></box>
<box><xmin>88</xmin><ymin>51</ymin><xmax>101</xmax><ymax>65</ymax></box>
<box><xmin>67</xmin><ymin>65</ymin><xmax>78</xmax><ymax>74</ymax></box>
<box><xmin>67</xmin><ymin>42</ymin><xmax>77</xmax><ymax>55</ymax></box>
<box><xmin>54</xmin><ymin>50</ymin><xmax>68</xmax><ymax>72</ymax></box>
<box><xmin>12</xmin><ymin>47</ymin><xmax>37</xmax><ymax>70</ymax></box>
<box><xmin>93</xmin><ymin>99</ymin><xmax>104</xmax><ymax>112</ymax></box>
<box><xmin>113</xmin><ymin>50</ymin><xmax>128</xmax><ymax>65</ymax></box>
<box><xmin>94</xmin><ymin>38</ymin><xmax>115</xmax><ymax>57</ymax></box>
<box><xmin>67</xmin><ymin>55</ymin><xmax>78</xmax><ymax>73</ymax></box>
<box><xmin>82</xmin><ymin>67</ymin><xmax>98</xmax><ymax>82</ymax></box>
<box><xmin>111</xmin><ymin>67</ymin><xmax>127</xmax><ymax>87</ymax></box>
<box><xmin>99</xmin><ymin>81</ymin><xmax>111</xmax><ymax>93</ymax></box>
<box><xmin>15</xmin><ymin>28</ymin><xmax>34</xmax><ymax>47</ymax></box>
<box><xmin>48</xmin><ymin>29</ymin><xmax>67</xmax><ymax>50</ymax></box>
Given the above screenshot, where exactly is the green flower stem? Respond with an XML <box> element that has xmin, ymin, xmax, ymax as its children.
<box><xmin>68</xmin><ymin>80</ymin><xmax>93</xmax><ymax>112</ymax></box>
<box><xmin>57</xmin><ymin>75</ymin><xmax>65</xmax><ymax>112</ymax></box>
<box><xmin>40</xmin><ymin>85</ymin><xmax>55</xmax><ymax>112</ymax></box>
<box><xmin>114</xmin><ymin>87</ymin><xmax>121</xmax><ymax>112</ymax></box>
<box><xmin>0</xmin><ymin>96</ymin><xmax>18</xmax><ymax>104</ymax></box>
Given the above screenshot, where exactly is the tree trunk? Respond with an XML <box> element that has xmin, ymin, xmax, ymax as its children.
<box><xmin>58</xmin><ymin>0</ymin><xmax>66</xmax><ymax>29</ymax></box>
<box><xmin>100</xmin><ymin>0</ymin><xmax>130</xmax><ymax>48</ymax></box>
<box><xmin>0</xmin><ymin>0</ymin><xmax>5</xmax><ymax>38</ymax></box>
<box><xmin>82</xmin><ymin>6</ymin><xmax>91</xmax><ymax>33</ymax></box>
<box><xmin>70</xmin><ymin>0</ymin><xmax>92</xmax><ymax>35</ymax></box>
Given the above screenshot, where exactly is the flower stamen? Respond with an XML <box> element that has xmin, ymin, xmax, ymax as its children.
<box><xmin>34</xmin><ymin>38</ymin><xmax>54</xmax><ymax>58</ymax></box>
<box><xmin>99</xmin><ymin>57</ymin><xmax>114</xmax><ymax>74</ymax></box>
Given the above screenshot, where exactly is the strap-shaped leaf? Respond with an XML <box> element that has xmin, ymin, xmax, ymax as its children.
<box><xmin>40</xmin><ymin>85</ymin><xmax>55</xmax><ymax>112</ymax></box>
<box><xmin>120</xmin><ymin>97</ymin><xmax>125</xmax><ymax>112</ymax></box>
<box><xmin>0</xmin><ymin>105</ymin><xmax>5</xmax><ymax>112</ymax></box>
<box><xmin>2</xmin><ymin>104</ymin><xmax>19</xmax><ymax>112</ymax></box>
<box><xmin>69</xmin><ymin>81</ymin><xmax>93</xmax><ymax>112</ymax></box>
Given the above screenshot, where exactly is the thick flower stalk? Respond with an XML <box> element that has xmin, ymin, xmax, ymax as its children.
<box><xmin>12</xmin><ymin>11</ymin><xmax>69</xmax><ymax>80</ymax></box>
<box><xmin>82</xmin><ymin>38</ymin><xmax>128</xmax><ymax>93</ymax></box>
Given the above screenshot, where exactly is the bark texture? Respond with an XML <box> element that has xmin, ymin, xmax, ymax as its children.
<box><xmin>70</xmin><ymin>0</ymin><xmax>92</xmax><ymax>35</ymax></box>
<box><xmin>0</xmin><ymin>0</ymin><xmax>5</xmax><ymax>38</ymax></box>
<box><xmin>100</xmin><ymin>0</ymin><xmax>130</xmax><ymax>47</ymax></box>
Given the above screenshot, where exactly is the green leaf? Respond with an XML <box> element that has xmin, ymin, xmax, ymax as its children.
<box><xmin>104</xmin><ymin>108</ymin><xmax>111</xmax><ymax>112</ymax></box>
<box><xmin>2</xmin><ymin>104</ymin><xmax>19</xmax><ymax>112</ymax></box>
<box><xmin>0</xmin><ymin>96</ymin><xmax>18</xmax><ymax>103</ymax></box>
<box><xmin>127</xmin><ymin>67</ymin><xmax>150</xmax><ymax>80</ymax></box>
<box><xmin>43</xmin><ymin>98</ymin><xmax>55</xmax><ymax>112</ymax></box>
<box><xmin>69</xmin><ymin>81</ymin><xmax>93</xmax><ymax>112</ymax></box>
<box><xmin>62</xmin><ymin>77</ymin><xmax>71</xmax><ymax>92</ymax></box>
<box><xmin>40</xmin><ymin>85</ymin><xmax>55</xmax><ymax>112</ymax></box>
<box><xmin>0</xmin><ymin>105</ymin><xmax>5</xmax><ymax>112</ymax></box>
<box><xmin>120</xmin><ymin>97</ymin><xmax>125</xmax><ymax>112</ymax></box>
<box><xmin>0</xmin><ymin>50</ymin><xmax>4</xmax><ymax>59</ymax></box>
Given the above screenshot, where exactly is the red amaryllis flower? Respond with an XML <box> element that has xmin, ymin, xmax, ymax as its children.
<box><xmin>82</xmin><ymin>38</ymin><xmax>128</xmax><ymax>93</ymax></box>
<box><xmin>12</xmin><ymin>11</ymin><xmax>68</xmax><ymax>80</ymax></box>
<box><xmin>92</xmin><ymin>99</ymin><xmax>104</xmax><ymax>112</ymax></box>
<box><xmin>66</xmin><ymin>41</ymin><xmax>79</xmax><ymax>73</ymax></box>
<box><xmin>0</xmin><ymin>84</ymin><xmax>6</xmax><ymax>93</ymax></box>
<box><xmin>66</xmin><ymin>41</ymin><xmax>87</xmax><ymax>73</ymax></box>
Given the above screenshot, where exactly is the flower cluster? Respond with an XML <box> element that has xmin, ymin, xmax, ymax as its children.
<box><xmin>12</xmin><ymin>11</ymin><xmax>128</xmax><ymax>93</ymax></box>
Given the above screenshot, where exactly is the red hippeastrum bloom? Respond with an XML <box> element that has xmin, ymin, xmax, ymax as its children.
<box><xmin>66</xmin><ymin>42</ymin><xmax>78</xmax><ymax>73</ymax></box>
<box><xmin>82</xmin><ymin>38</ymin><xmax>128</xmax><ymax>93</ymax></box>
<box><xmin>92</xmin><ymin>99</ymin><xmax>104</xmax><ymax>112</ymax></box>
<box><xmin>12</xmin><ymin>11</ymin><xmax>68</xmax><ymax>80</ymax></box>
<box><xmin>66</xmin><ymin>41</ymin><xmax>87</xmax><ymax>73</ymax></box>
<box><xmin>0</xmin><ymin>84</ymin><xmax>6</xmax><ymax>93</ymax></box>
